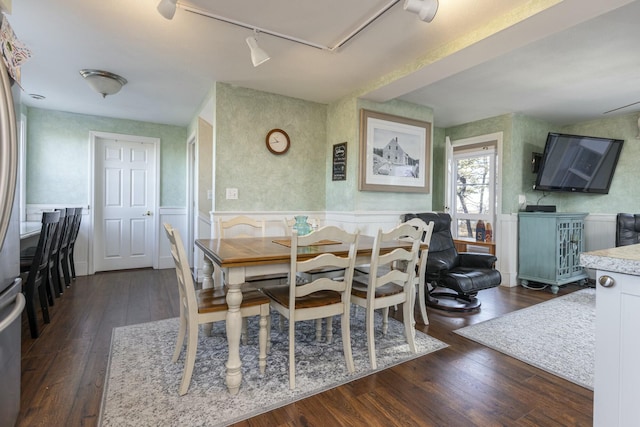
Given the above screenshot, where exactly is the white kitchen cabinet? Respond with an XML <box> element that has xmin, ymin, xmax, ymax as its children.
<box><xmin>581</xmin><ymin>244</ymin><xmax>640</xmax><ymax>427</ymax></box>
<box><xmin>593</xmin><ymin>269</ymin><xmax>640</xmax><ymax>426</ymax></box>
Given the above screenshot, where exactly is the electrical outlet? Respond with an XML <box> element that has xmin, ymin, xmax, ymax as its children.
<box><xmin>518</xmin><ymin>194</ymin><xmax>526</xmax><ymax>205</ymax></box>
<box><xmin>207</xmin><ymin>190</ymin><xmax>213</xmax><ymax>200</ymax></box>
<box><xmin>226</xmin><ymin>188</ymin><xmax>238</xmax><ymax>200</ymax></box>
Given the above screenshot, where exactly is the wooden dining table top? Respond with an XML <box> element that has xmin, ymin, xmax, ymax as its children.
<box><xmin>195</xmin><ymin>235</ymin><xmax>424</xmax><ymax>269</ymax></box>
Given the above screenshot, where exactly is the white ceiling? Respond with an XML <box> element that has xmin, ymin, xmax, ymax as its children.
<box><xmin>6</xmin><ymin>0</ymin><xmax>640</xmax><ymax>128</ymax></box>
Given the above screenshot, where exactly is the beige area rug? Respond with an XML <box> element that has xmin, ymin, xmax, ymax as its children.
<box><xmin>455</xmin><ymin>288</ymin><xmax>595</xmax><ymax>389</ymax></box>
<box><xmin>99</xmin><ymin>309</ymin><xmax>448</xmax><ymax>426</ymax></box>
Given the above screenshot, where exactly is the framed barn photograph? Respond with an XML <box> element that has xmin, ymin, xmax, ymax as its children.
<box><xmin>358</xmin><ymin>109</ymin><xmax>431</xmax><ymax>193</ymax></box>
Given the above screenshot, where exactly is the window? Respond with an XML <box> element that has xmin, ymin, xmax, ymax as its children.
<box><xmin>447</xmin><ymin>134</ymin><xmax>501</xmax><ymax>241</ymax></box>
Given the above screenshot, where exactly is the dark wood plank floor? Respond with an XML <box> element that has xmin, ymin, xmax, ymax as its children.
<box><xmin>18</xmin><ymin>269</ymin><xmax>593</xmax><ymax>426</ymax></box>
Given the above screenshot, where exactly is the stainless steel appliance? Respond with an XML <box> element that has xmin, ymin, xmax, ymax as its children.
<box><xmin>0</xmin><ymin>44</ymin><xmax>23</xmax><ymax>426</ymax></box>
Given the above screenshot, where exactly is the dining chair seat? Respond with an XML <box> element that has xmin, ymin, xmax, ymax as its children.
<box><xmin>263</xmin><ymin>287</ymin><xmax>342</xmax><ymax>309</ymax></box>
<box><xmin>196</xmin><ymin>287</ymin><xmax>269</xmax><ymax>313</ymax></box>
<box><xmin>351</xmin><ymin>281</ymin><xmax>403</xmax><ymax>299</ymax></box>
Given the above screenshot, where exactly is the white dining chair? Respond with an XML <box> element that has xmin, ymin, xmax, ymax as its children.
<box><xmin>350</xmin><ymin>221</ymin><xmax>423</xmax><ymax>369</ymax></box>
<box><xmin>163</xmin><ymin>223</ymin><xmax>270</xmax><ymax>395</ymax></box>
<box><xmin>263</xmin><ymin>225</ymin><xmax>360</xmax><ymax>389</ymax></box>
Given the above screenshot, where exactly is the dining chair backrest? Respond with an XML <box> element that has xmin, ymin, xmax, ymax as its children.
<box><xmin>404</xmin><ymin>218</ymin><xmax>435</xmax><ymax>284</ymax></box>
<box><xmin>218</xmin><ymin>215</ymin><xmax>265</xmax><ymax>238</ymax></box>
<box><xmin>67</xmin><ymin>207</ymin><xmax>83</xmax><ymax>279</ymax></box>
<box><xmin>28</xmin><ymin>211</ymin><xmax>61</xmax><ymax>282</ymax></box>
<box><xmin>68</xmin><ymin>207</ymin><xmax>82</xmax><ymax>248</ymax></box>
<box><xmin>289</xmin><ymin>225</ymin><xmax>360</xmax><ymax>309</ymax></box>
<box><xmin>367</xmin><ymin>222</ymin><xmax>424</xmax><ymax>301</ymax></box>
<box><xmin>60</xmin><ymin>208</ymin><xmax>75</xmax><ymax>250</ymax></box>
<box><xmin>163</xmin><ymin>223</ymin><xmax>197</xmax><ymax>319</ymax></box>
<box><xmin>48</xmin><ymin>209</ymin><xmax>67</xmax><ymax>295</ymax></box>
<box><xmin>402</xmin><ymin>218</ymin><xmax>434</xmax><ymax>324</ymax></box>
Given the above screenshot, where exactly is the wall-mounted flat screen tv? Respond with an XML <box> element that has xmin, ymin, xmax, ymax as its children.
<box><xmin>534</xmin><ymin>132</ymin><xmax>624</xmax><ymax>194</ymax></box>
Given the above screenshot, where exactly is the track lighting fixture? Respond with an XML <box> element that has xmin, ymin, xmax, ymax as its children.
<box><xmin>154</xmin><ymin>0</ymin><xmax>405</xmax><ymax>53</ymax></box>
<box><xmin>403</xmin><ymin>0</ymin><xmax>439</xmax><ymax>23</ymax></box>
<box><xmin>245</xmin><ymin>31</ymin><xmax>270</xmax><ymax>67</ymax></box>
<box><xmin>157</xmin><ymin>0</ymin><xmax>178</xmax><ymax>20</ymax></box>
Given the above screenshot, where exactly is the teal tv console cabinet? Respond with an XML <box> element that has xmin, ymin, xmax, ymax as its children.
<box><xmin>518</xmin><ymin>212</ymin><xmax>589</xmax><ymax>294</ymax></box>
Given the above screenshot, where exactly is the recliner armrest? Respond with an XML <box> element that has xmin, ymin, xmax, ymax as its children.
<box><xmin>426</xmin><ymin>258</ymin><xmax>452</xmax><ymax>272</ymax></box>
<box><xmin>458</xmin><ymin>252</ymin><xmax>497</xmax><ymax>268</ymax></box>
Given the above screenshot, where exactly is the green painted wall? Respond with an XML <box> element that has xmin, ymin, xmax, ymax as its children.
<box><xmin>431</xmin><ymin>126</ymin><xmax>446</xmax><ymax>211</ymax></box>
<box><xmin>438</xmin><ymin>112</ymin><xmax>639</xmax><ymax>215</ymax></box>
<box><xmin>214</xmin><ymin>83</ymin><xmax>327</xmax><ymax>211</ymax></box>
<box><xmin>26</xmin><ymin>108</ymin><xmax>187</xmax><ymax>207</ymax></box>
<box><xmin>325</xmin><ymin>96</ymin><xmax>358</xmax><ymax>211</ymax></box>
<box><xmin>552</xmin><ymin>112</ymin><xmax>640</xmax><ymax>213</ymax></box>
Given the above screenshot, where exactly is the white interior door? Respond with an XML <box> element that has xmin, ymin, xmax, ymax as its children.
<box><xmin>93</xmin><ymin>134</ymin><xmax>157</xmax><ymax>272</ymax></box>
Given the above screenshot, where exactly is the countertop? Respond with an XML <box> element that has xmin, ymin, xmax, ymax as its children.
<box><xmin>20</xmin><ymin>221</ymin><xmax>41</xmax><ymax>239</ymax></box>
<box><xmin>580</xmin><ymin>244</ymin><xmax>640</xmax><ymax>276</ymax></box>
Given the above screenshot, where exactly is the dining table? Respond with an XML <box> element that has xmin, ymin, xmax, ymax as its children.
<box><xmin>195</xmin><ymin>233</ymin><xmax>424</xmax><ymax>395</ymax></box>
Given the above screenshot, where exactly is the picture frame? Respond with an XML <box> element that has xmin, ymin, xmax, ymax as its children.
<box><xmin>359</xmin><ymin>109</ymin><xmax>431</xmax><ymax>193</ymax></box>
<box><xmin>332</xmin><ymin>142</ymin><xmax>347</xmax><ymax>181</ymax></box>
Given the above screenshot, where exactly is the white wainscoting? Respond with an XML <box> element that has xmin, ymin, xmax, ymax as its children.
<box><xmin>158</xmin><ymin>208</ymin><xmax>189</xmax><ymax>270</ymax></box>
<box><xmin>209</xmin><ymin>211</ymin><xmax>328</xmax><ymax>238</ymax></box>
<box><xmin>27</xmin><ymin>205</ymin><xmax>190</xmax><ymax>275</ymax></box>
<box><xmin>30</xmin><ymin>202</ymin><xmax>616</xmax><ymax>285</ymax></box>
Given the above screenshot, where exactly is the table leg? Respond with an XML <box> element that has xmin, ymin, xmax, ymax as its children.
<box><xmin>201</xmin><ymin>257</ymin><xmax>215</xmax><ymax>336</ymax></box>
<box><xmin>225</xmin><ymin>267</ymin><xmax>245</xmax><ymax>395</ymax></box>
<box><xmin>202</xmin><ymin>257</ymin><xmax>214</xmax><ymax>289</ymax></box>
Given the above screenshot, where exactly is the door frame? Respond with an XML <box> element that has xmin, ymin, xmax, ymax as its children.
<box><xmin>186</xmin><ymin>132</ymin><xmax>197</xmax><ymax>269</ymax></box>
<box><xmin>445</xmin><ymin>132</ymin><xmax>503</xmax><ymax>236</ymax></box>
<box><xmin>88</xmin><ymin>131</ymin><xmax>160</xmax><ymax>274</ymax></box>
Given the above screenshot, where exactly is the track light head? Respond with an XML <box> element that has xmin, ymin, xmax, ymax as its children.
<box><xmin>245</xmin><ymin>35</ymin><xmax>270</xmax><ymax>67</ymax></box>
<box><xmin>157</xmin><ymin>0</ymin><xmax>178</xmax><ymax>20</ymax></box>
<box><xmin>403</xmin><ymin>0</ymin><xmax>439</xmax><ymax>23</ymax></box>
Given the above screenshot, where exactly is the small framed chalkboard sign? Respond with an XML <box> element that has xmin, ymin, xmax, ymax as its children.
<box><xmin>332</xmin><ymin>142</ymin><xmax>347</xmax><ymax>181</ymax></box>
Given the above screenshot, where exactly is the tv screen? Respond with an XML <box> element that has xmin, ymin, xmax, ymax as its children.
<box><xmin>534</xmin><ymin>132</ymin><xmax>624</xmax><ymax>194</ymax></box>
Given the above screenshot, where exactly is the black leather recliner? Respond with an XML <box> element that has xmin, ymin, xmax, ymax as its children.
<box><xmin>616</xmin><ymin>213</ymin><xmax>640</xmax><ymax>247</ymax></box>
<box><xmin>403</xmin><ymin>212</ymin><xmax>502</xmax><ymax>312</ymax></box>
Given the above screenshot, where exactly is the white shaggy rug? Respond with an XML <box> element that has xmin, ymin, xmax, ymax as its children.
<box><xmin>455</xmin><ymin>288</ymin><xmax>595</xmax><ymax>389</ymax></box>
<box><xmin>99</xmin><ymin>308</ymin><xmax>448</xmax><ymax>427</ymax></box>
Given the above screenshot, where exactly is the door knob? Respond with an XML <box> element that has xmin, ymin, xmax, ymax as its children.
<box><xmin>598</xmin><ymin>275</ymin><xmax>615</xmax><ymax>288</ymax></box>
<box><xmin>143</xmin><ymin>211</ymin><xmax>152</xmax><ymax>216</ymax></box>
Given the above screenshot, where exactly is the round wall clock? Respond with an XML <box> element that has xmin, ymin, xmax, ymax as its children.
<box><xmin>266</xmin><ymin>129</ymin><xmax>290</xmax><ymax>155</ymax></box>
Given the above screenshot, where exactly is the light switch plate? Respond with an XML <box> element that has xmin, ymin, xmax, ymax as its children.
<box><xmin>226</xmin><ymin>188</ymin><xmax>238</xmax><ymax>200</ymax></box>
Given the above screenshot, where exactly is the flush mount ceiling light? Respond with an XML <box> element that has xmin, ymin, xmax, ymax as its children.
<box><xmin>79</xmin><ymin>69</ymin><xmax>128</xmax><ymax>98</ymax></box>
<box><xmin>403</xmin><ymin>0</ymin><xmax>439</xmax><ymax>22</ymax></box>
<box><xmin>157</xmin><ymin>0</ymin><xmax>178</xmax><ymax>20</ymax></box>
<box><xmin>245</xmin><ymin>31</ymin><xmax>270</xmax><ymax>67</ymax></box>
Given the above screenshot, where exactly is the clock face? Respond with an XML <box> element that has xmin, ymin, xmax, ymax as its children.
<box><xmin>266</xmin><ymin>129</ymin><xmax>290</xmax><ymax>154</ymax></box>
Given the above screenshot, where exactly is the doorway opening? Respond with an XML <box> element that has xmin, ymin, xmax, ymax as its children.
<box><xmin>446</xmin><ymin>133</ymin><xmax>502</xmax><ymax>243</ymax></box>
